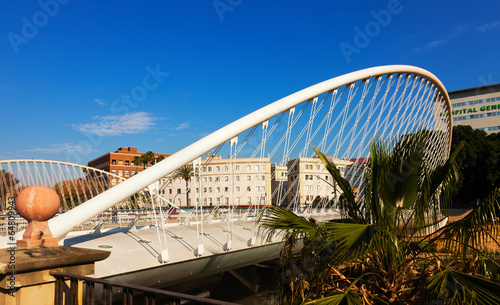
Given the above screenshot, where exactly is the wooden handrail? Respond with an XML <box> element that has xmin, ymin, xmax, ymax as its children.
<box><xmin>50</xmin><ymin>271</ymin><xmax>239</xmax><ymax>305</ymax></box>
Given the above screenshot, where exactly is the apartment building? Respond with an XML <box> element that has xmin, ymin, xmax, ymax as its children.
<box><xmin>87</xmin><ymin>147</ymin><xmax>170</xmax><ymax>186</ymax></box>
<box><xmin>159</xmin><ymin>154</ymin><xmax>272</xmax><ymax>208</ymax></box>
<box><xmin>285</xmin><ymin>157</ymin><xmax>353</xmax><ymax>206</ymax></box>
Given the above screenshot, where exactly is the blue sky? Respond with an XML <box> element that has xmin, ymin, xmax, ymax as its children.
<box><xmin>1</xmin><ymin>0</ymin><xmax>499</xmax><ymax>164</ymax></box>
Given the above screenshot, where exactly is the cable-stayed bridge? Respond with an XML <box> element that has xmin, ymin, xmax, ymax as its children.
<box><xmin>0</xmin><ymin>65</ymin><xmax>452</xmax><ymax>284</ymax></box>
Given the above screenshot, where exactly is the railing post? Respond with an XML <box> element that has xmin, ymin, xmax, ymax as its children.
<box><xmin>144</xmin><ymin>293</ymin><xmax>155</xmax><ymax>305</ymax></box>
<box><xmin>84</xmin><ymin>281</ymin><xmax>95</xmax><ymax>305</ymax></box>
<box><xmin>104</xmin><ymin>284</ymin><xmax>113</xmax><ymax>305</ymax></box>
<box><xmin>54</xmin><ymin>276</ymin><xmax>63</xmax><ymax>305</ymax></box>
<box><xmin>70</xmin><ymin>278</ymin><xmax>79</xmax><ymax>304</ymax></box>
<box><xmin>123</xmin><ymin>287</ymin><xmax>133</xmax><ymax>305</ymax></box>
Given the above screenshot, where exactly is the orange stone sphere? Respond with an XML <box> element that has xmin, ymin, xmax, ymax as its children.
<box><xmin>16</xmin><ymin>186</ymin><xmax>60</xmax><ymax>222</ymax></box>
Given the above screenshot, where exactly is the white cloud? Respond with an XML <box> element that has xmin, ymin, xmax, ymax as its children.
<box><xmin>414</xmin><ymin>25</ymin><xmax>468</xmax><ymax>53</ymax></box>
<box><xmin>477</xmin><ymin>22</ymin><xmax>499</xmax><ymax>32</ymax></box>
<box><xmin>175</xmin><ymin>122</ymin><xmax>190</xmax><ymax>130</ymax></box>
<box><xmin>74</xmin><ymin>112</ymin><xmax>156</xmax><ymax>136</ymax></box>
<box><xmin>93</xmin><ymin>98</ymin><xmax>108</xmax><ymax>106</ymax></box>
<box><xmin>415</xmin><ymin>39</ymin><xmax>447</xmax><ymax>53</ymax></box>
<box><xmin>25</xmin><ymin>143</ymin><xmax>94</xmax><ymax>154</ymax></box>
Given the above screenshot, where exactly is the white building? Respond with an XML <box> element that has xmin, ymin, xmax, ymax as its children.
<box><xmin>449</xmin><ymin>83</ymin><xmax>500</xmax><ymax>134</ymax></box>
<box><xmin>159</xmin><ymin>154</ymin><xmax>271</xmax><ymax>208</ymax></box>
<box><xmin>284</xmin><ymin>157</ymin><xmax>353</xmax><ymax>207</ymax></box>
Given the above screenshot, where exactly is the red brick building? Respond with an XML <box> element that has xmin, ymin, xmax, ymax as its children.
<box><xmin>87</xmin><ymin>147</ymin><xmax>170</xmax><ymax>185</ymax></box>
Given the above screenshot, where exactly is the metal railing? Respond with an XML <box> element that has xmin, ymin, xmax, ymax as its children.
<box><xmin>50</xmin><ymin>271</ymin><xmax>238</xmax><ymax>305</ymax></box>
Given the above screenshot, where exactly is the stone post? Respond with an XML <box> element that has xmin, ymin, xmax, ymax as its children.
<box><xmin>0</xmin><ymin>186</ymin><xmax>110</xmax><ymax>305</ymax></box>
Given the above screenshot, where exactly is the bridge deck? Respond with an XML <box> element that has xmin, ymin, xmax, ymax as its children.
<box><xmin>62</xmin><ymin>219</ymin><xmax>286</xmax><ymax>286</ymax></box>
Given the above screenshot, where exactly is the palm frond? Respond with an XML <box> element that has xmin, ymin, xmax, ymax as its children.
<box><xmin>438</xmin><ymin>188</ymin><xmax>500</xmax><ymax>259</ymax></box>
<box><xmin>380</xmin><ymin>138</ymin><xmax>422</xmax><ymax>212</ymax></box>
<box><xmin>303</xmin><ymin>290</ymin><xmax>362</xmax><ymax>305</ymax></box>
<box><xmin>313</xmin><ymin>146</ymin><xmax>363</xmax><ymax>223</ymax></box>
<box><xmin>256</xmin><ymin>205</ymin><xmax>322</xmax><ymax>244</ymax></box>
<box><xmin>427</xmin><ymin>269</ymin><xmax>500</xmax><ymax>304</ymax></box>
<box><xmin>322</xmin><ymin>222</ymin><xmax>376</xmax><ymax>251</ymax></box>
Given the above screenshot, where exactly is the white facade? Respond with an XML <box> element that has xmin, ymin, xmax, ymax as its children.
<box><xmin>284</xmin><ymin>157</ymin><xmax>353</xmax><ymax>206</ymax></box>
<box><xmin>159</xmin><ymin>155</ymin><xmax>271</xmax><ymax>208</ymax></box>
<box><xmin>449</xmin><ymin>83</ymin><xmax>500</xmax><ymax>134</ymax></box>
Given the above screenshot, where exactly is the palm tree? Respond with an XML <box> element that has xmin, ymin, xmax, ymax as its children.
<box><xmin>154</xmin><ymin>155</ymin><xmax>165</xmax><ymax>164</ymax></box>
<box><xmin>132</xmin><ymin>155</ymin><xmax>144</xmax><ymax>169</ymax></box>
<box><xmin>258</xmin><ymin>133</ymin><xmax>500</xmax><ymax>304</ymax></box>
<box><xmin>142</xmin><ymin>151</ymin><xmax>155</xmax><ymax>169</ymax></box>
<box><xmin>172</xmin><ymin>165</ymin><xmax>194</xmax><ymax>208</ymax></box>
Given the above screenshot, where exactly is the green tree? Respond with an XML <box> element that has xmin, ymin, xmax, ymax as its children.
<box><xmin>132</xmin><ymin>151</ymin><xmax>165</xmax><ymax>170</ymax></box>
<box><xmin>172</xmin><ymin>165</ymin><xmax>194</xmax><ymax>208</ymax></box>
<box><xmin>451</xmin><ymin>126</ymin><xmax>489</xmax><ymax>207</ymax></box>
<box><xmin>154</xmin><ymin>155</ymin><xmax>165</xmax><ymax>164</ymax></box>
<box><xmin>133</xmin><ymin>155</ymin><xmax>144</xmax><ymax>168</ymax></box>
<box><xmin>1</xmin><ymin>170</ymin><xmax>20</xmax><ymax>210</ymax></box>
<box><xmin>0</xmin><ymin>169</ymin><xmax>19</xmax><ymax>190</ymax></box>
<box><xmin>142</xmin><ymin>151</ymin><xmax>155</xmax><ymax>169</ymax></box>
<box><xmin>258</xmin><ymin>134</ymin><xmax>500</xmax><ymax>304</ymax></box>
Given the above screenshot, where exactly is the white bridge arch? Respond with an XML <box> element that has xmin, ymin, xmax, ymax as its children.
<box><xmin>3</xmin><ymin>65</ymin><xmax>452</xmax><ymax>243</ymax></box>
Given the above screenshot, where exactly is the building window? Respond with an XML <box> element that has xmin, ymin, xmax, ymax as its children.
<box><xmin>203</xmin><ymin>177</ymin><xmax>207</xmax><ymax>182</ymax></box>
<box><xmin>131</xmin><ymin>171</ymin><xmax>136</xmax><ymax>176</ymax></box>
<box><xmin>247</xmin><ymin>165</ymin><xmax>251</xmax><ymax>170</ymax></box>
<box><xmin>177</xmin><ymin>188</ymin><xmax>181</xmax><ymax>194</ymax></box>
<box><xmin>247</xmin><ymin>186</ymin><xmax>251</xmax><ymax>192</ymax></box>
<box><xmin>247</xmin><ymin>176</ymin><xmax>251</xmax><ymax>181</ymax></box>
<box><xmin>235</xmin><ymin>165</ymin><xmax>240</xmax><ymax>171</ymax></box>
<box><xmin>125</xmin><ymin>170</ymin><xmax>129</xmax><ymax>177</ymax></box>
<box><xmin>216</xmin><ymin>177</ymin><xmax>220</xmax><ymax>182</ymax></box>
<box><xmin>208</xmin><ymin>198</ymin><xmax>212</xmax><ymax>206</ymax></box>
<box><xmin>255</xmin><ymin>165</ymin><xmax>259</xmax><ymax>170</ymax></box>
<box><xmin>112</xmin><ymin>160</ymin><xmax>116</xmax><ymax>165</ymax></box>
<box><xmin>217</xmin><ymin>197</ymin><xmax>221</xmax><ymax>205</ymax></box>
<box><xmin>225</xmin><ymin>187</ymin><xmax>229</xmax><ymax>192</ymax></box>
<box><xmin>118</xmin><ymin>170</ymin><xmax>123</xmax><ymax>176</ymax></box>
<box><xmin>209</xmin><ymin>177</ymin><xmax>212</xmax><ymax>182</ymax></box>
<box><xmin>125</xmin><ymin>161</ymin><xmax>129</xmax><ymax>166</ymax></box>
<box><xmin>208</xmin><ymin>167</ymin><xmax>212</xmax><ymax>172</ymax></box>
<box><xmin>216</xmin><ymin>187</ymin><xmax>220</xmax><ymax>193</ymax></box>
<box><xmin>236</xmin><ymin>176</ymin><xmax>240</xmax><ymax>181</ymax></box>
<box><xmin>111</xmin><ymin>170</ymin><xmax>117</xmax><ymax>175</ymax></box>
<box><xmin>209</xmin><ymin>187</ymin><xmax>212</xmax><ymax>193</ymax></box>
<box><xmin>225</xmin><ymin>197</ymin><xmax>229</xmax><ymax>205</ymax></box>
<box><xmin>225</xmin><ymin>176</ymin><xmax>229</xmax><ymax>182</ymax></box>
<box><xmin>261</xmin><ymin>175</ymin><xmax>265</xmax><ymax>181</ymax></box>
<box><xmin>216</xmin><ymin>166</ymin><xmax>220</xmax><ymax>171</ymax></box>
<box><xmin>225</xmin><ymin>166</ymin><xmax>229</xmax><ymax>171</ymax></box>
<box><xmin>247</xmin><ymin>197</ymin><xmax>251</xmax><ymax>204</ymax></box>
<box><xmin>236</xmin><ymin>186</ymin><xmax>240</xmax><ymax>192</ymax></box>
